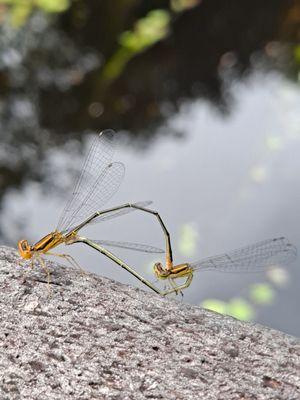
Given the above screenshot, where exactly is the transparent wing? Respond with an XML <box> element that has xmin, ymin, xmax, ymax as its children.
<box><xmin>190</xmin><ymin>237</ymin><xmax>297</xmax><ymax>273</ymax></box>
<box><xmin>62</xmin><ymin>162</ymin><xmax>125</xmax><ymax>231</ymax></box>
<box><xmin>57</xmin><ymin>129</ymin><xmax>124</xmax><ymax>232</ymax></box>
<box><xmin>90</xmin><ymin>239</ymin><xmax>164</xmax><ymax>254</ymax></box>
<box><xmin>86</xmin><ymin>200</ymin><xmax>153</xmax><ymax>224</ymax></box>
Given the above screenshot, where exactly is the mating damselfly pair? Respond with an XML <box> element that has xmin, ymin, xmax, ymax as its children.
<box><xmin>18</xmin><ymin>130</ymin><xmax>297</xmax><ymax>295</ymax></box>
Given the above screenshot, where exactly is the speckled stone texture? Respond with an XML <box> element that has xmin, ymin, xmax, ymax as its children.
<box><xmin>0</xmin><ymin>246</ymin><xmax>299</xmax><ymax>400</ymax></box>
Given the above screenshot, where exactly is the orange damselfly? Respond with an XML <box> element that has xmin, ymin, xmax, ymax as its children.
<box><xmin>152</xmin><ymin>236</ymin><xmax>297</xmax><ymax>295</ymax></box>
<box><xmin>18</xmin><ymin>129</ymin><xmax>171</xmax><ymax>294</ymax></box>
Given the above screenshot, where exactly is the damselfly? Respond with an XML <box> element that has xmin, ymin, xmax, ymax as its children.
<box><xmin>18</xmin><ymin>129</ymin><xmax>171</xmax><ymax>294</ymax></box>
<box><xmin>152</xmin><ymin>235</ymin><xmax>297</xmax><ymax>295</ymax></box>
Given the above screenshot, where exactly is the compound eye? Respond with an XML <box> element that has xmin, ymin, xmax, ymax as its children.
<box><xmin>155</xmin><ymin>262</ymin><xmax>163</xmax><ymax>272</ymax></box>
<box><xmin>21</xmin><ymin>241</ymin><xmax>28</xmax><ymax>251</ymax></box>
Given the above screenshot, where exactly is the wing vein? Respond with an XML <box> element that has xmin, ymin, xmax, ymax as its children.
<box><xmin>190</xmin><ymin>237</ymin><xmax>297</xmax><ymax>273</ymax></box>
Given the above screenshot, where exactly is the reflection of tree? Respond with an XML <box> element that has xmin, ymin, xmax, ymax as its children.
<box><xmin>0</xmin><ymin>0</ymin><xmax>70</xmax><ymax>27</ymax></box>
<box><xmin>0</xmin><ymin>11</ymin><xmax>100</xmax><ymax>196</ymax></box>
<box><xmin>0</xmin><ymin>0</ymin><xmax>299</xmax><ymax>195</ymax></box>
<box><xmin>48</xmin><ymin>0</ymin><xmax>298</xmax><ymax>133</ymax></box>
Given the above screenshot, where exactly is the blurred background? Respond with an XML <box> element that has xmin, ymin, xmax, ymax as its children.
<box><xmin>0</xmin><ymin>0</ymin><xmax>300</xmax><ymax>336</ymax></box>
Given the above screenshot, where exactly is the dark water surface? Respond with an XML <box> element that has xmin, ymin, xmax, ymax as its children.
<box><xmin>0</xmin><ymin>1</ymin><xmax>300</xmax><ymax>335</ymax></box>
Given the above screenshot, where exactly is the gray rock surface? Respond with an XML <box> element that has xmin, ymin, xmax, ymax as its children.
<box><xmin>0</xmin><ymin>246</ymin><xmax>299</xmax><ymax>400</ymax></box>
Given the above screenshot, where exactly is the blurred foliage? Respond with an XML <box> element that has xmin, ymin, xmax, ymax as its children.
<box><xmin>170</xmin><ymin>0</ymin><xmax>200</xmax><ymax>13</ymax></box>
<box><xmin>179</xmin><ymin>224</ymin><xmax>285</xmax><ymax>322</ymax></box>
<box><xmin>0</xmin><ymin>0</ymin><xmax>296</xmax><ymax>135</ymax></box>
<box><xmin>119</xmin><ymin>10</ymin><xmax>170</xmax><ymax>52</ymax></box>
<box><xmin>202</xmin><ymin>298</ymin><xmax>255</xmax><ymax>321</ymax></box>
<box><xmin>249</xmin><ymin>283</ymin><xmax>275</xmax><ymax>305</ymax></box>
<box><xmin>267</xmin><ymin>266</ymin><xmax>290</xmax><ymax>287</ymax></box>
<box><xmin>0</xmin><ymin>0</ymin><xmax>70</xmax><ymax>27</ymax></box>
<box><xmin>201</xmin><ymin>268</ymin><xmax>290</xmax><ymax>321</ymax></box>
<box><xmin>294</xmin><ymin>44</ymin><xmax>300</xmax><ymax>65</ymax></box>
<box><xmin>102</xmin><ymin>10</ymin><xmax>170</xmax><ymax>83</ymax></box>
<box><xmin>226</xmin><ymin>298</ymin><xmax>255</xmax><ymax>321</ymax></box>
<box><xmin>177</xmin><ymin>223</ymin><xmax>199</xmax><ymax>257</ymax></box>
<box><xmin>265</xmin><ymin>135</ymin><xmax>283</xmax><ymax>151</ymax></box>
<box><xmin>201</xmin><ymin>299</ymin><xmax>227</xmax><ymax>315</ymax></box>
<box><xmin>250</xmin><ymin>165</ymin><xmax>268</xmax><ymax>184</ymax></box>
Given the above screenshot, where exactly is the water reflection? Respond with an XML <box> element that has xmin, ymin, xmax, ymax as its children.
<box><xmin>1</xmin><ymin>71</ymin><xmax>300</xmax><ymax>335</ymax></box>
<box><xmin>1</xmin><ymin>2</ymin><xmax>300</xmax><ymax>196</ymax></box>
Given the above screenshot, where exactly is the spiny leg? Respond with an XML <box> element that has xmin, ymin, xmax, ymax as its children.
<box><xmin>36</xmin><ymin>254</ymin><xmax>52</xmax><ymax>293</ymax></box>
<box><xmin>77</xmin><ymin>237</ymin><xmax>188</xmax><ymax>297</ymax></box>
<box><xmin>162</xmin><ymin>272</ymin><xmax>194</xmax><ymax>296</ymax></box>
<box><xmin>169</xmin><ymin>277</ymin><xmax>184</xmax><ymax>297</ymax></box>
<box><xmin>19</xmin><ymin>253</ymin><xmax>53</xmax><ymax>293</ymax></box>
<box><xmin>21</xmin><ymin>257</ymin><xmax>35</xmax><ymax>282</ymax></box>
<box><xmin>46</xmin><ymin>251</ymin><xmax>86</xmax><ymax>276</ymax></box>
<box><xmin>73</xmin><ymin>237</ymin><xmax>165</xmax><ymax>295</ymax></box>
<box><xmin>68</xmin><ymin>231</ymin><xmax>193</xmax><ymax>297</ymax></box>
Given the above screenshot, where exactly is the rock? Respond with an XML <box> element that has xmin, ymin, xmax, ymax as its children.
<box><xmin>0</xmin><ymin>246</ymin><xmax>299</xmax><ymax>400</ymax></box>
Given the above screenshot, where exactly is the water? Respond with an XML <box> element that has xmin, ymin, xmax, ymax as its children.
<box><xmin>0</xmin><ymin>3</ymin><xmax>300</xmax><ymax>336</ymax></box>
<box><xmin>1</xmin><ymin>71</ymin><xmax>299</xmax><ymax>335</ymax></box>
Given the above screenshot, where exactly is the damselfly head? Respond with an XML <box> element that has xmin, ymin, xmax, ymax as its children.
<box><xmin>18</xmin><ymin>240</ymin><xmax>32</xmax><ymax>259</ymax></box>
<box><xmin>153</xmin><ymin>262</ymin><xmax>166</xmax><ymax>277</ymax></box>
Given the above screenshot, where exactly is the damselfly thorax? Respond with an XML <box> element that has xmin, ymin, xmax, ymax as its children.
<box><xmin>18</xmin><ymin>231</ymin><xmax>65</xmax><ymax>259</ymax></box>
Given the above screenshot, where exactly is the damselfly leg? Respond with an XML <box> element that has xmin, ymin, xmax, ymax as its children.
<box><xmin>45</xmin><ymin>252</ymin><xmax>86</xmax><ymax>275</ymax></box>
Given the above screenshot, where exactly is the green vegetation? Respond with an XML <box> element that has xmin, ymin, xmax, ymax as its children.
<box><xmin>0</xmin><ymin>0</ymin><xmax>70</xmax><ymax>26</ymax></box>
<box><xmin>294</xmin><ymin>44</ymin><xmax>300</xmax><ymax>65</ymax></box>
<box><xmin>177</xmin><ymin>223</ymin><xmax>199</xmax><ymax>257</ymax></box>
<box><xmin>102</xmin><ymin>10</ymin><xmax>170</xmax><ymax>83</ymax></box>
<box><xmin>202</xmin><ymin>280</ymin><xmax>281</xmax><ymax>321</ymax></box>
<box><xmin>249</xmin><ymin>283</ymin><xmax>275</xmax><ymax>305</ymax></box>
<box><xmin>202</xmin><ymin>298</ymin><xmax>255</xmax><ymax>321</ymax></box>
